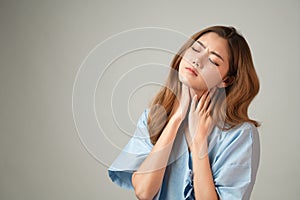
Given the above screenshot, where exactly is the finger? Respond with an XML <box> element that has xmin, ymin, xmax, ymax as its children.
<box><xmin>179</xmin><ymin>84</ymin><xmax>186</xmax><ymax>100</ymax></box>
<box><xmin>182</xmin><ymin>83</ymin><xmax>189</xmax><ymax>93</ymax></box>
<box><xmin>190</xmin><ymin>94</ymin><xmax>197</xmax><ymax>111</ymax></box>
<box><xmin>209</xmin><ymin>87</ymin><xmax>217</xmax><ymax>98</ymax></box>
<box><xmin>185</xmin><ymin>129</ymin><xmax>192</xmax><ymax>147</ymax></box>
<box><xmin>196</xmin><ymin>91</ymin><xmax>208</xmax><ymax>112</ymax></box>
<box><xmin>202</xmin><ymin>91</ymin><xmax>211</xmax><ymax>111</ymax></box>
<box><xmin>180</xmin><ymin>84</ymin><xmax>185</xmax><ymax>97</ymax></box>
<box><xmin>182</xmin><ymin>84</ymin><xmax>191</xmax><ymax>100</ymax></box>
<box><xmin>207</xmin><ymin>95</ymin><xmax>214</xmax><ymax>114</ymax></box>
<box><xmin>207</xmin><ymin>90</ymin><xmax>218</xmax><ymax>114</ymax></box>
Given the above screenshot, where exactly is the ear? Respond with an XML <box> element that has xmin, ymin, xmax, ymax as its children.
<box><xmin>217</xmin><ymin>76</ymin><xmax>235</xmax><ymax>88</ymax></box>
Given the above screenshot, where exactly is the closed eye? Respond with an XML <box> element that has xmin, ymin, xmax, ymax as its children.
<box><xmin>209</xmin><ymin>58</ymin><xmax>219</xmax><ymax>66</ymax></box>
<box><xmin>192</xmin><ymin>46</ymin><xmax>201</xmax><ymax>53</ymax></box>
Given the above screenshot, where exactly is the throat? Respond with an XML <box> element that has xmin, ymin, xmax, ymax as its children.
<box><xmin>190</xmin><ymin>89</ymin><xmax>206</xmax><ymax>99</ymax></box>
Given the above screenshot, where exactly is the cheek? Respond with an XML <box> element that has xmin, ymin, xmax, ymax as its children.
<box><xmin>178</xmin><ymin>59</ymin><xmax>225</xmax><ymax>90</ymax></box>
<box><xmin>178</xmin><ymin>59</ymin><xmax>188</xmax><ymax>76</ymax></box>
<box><xmin>178</xmin><ymin>62</ymin><xmax>186</xmax><ymax>82</ymax></box>
<box><xmin>199</xmin><ymin>67</ymin><xmax>223</xmax><ymax>89</ymax></box>
<box><xmin>178</xmin><ymin>58</ymin><xmax>187</xmax><ymax>69</ymax></box>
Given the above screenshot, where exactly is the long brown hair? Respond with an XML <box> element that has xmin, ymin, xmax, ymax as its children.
<box><xmin>147</xmin><ymin>26</ymin><xmax>260</xmax><ymax>145</ymax></box>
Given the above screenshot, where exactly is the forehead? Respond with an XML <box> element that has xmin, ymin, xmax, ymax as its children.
<box><xmin>196</xmin><ymin>32</ymin><xmax>229</xmax><ymax>61</ymax></box>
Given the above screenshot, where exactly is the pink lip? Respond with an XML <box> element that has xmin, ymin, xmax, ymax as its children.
<box><xmin>185</xmin><ymin>67</ymin><xmax>198</xmax><ymax>76</ymax></box>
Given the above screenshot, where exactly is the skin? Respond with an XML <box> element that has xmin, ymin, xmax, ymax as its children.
<box><xmin>132</xmin><ymin>32</ymin><xmax>230</xmax><ymax>200</ymax></box>
<box><xmin>179</xmin><ymin>32</ymin><xmax>230</xmax><ymax>95</ymax></box>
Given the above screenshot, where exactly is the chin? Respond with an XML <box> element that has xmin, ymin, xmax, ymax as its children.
<box><xmin>179</xmin><ymin>78</ymin><xmax>207</xmax><ymax>91</ymax></box>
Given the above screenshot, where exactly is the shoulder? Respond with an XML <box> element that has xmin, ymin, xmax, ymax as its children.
<box><xmin>211</xmin><ymin>123</ymin><xmax>260</xmax><ymax>199</ymax></box>
<box><xmin>228</xmin><ymin>122</ymin><xmax>258</xmax><ymax>133</ymax></box>
<box><xmin>131</xmin><ymin>109</ymin><xmax>152</xmax><ymax>147</ymax></box>
<box><xmin>210</xmin><ymin>122</ymin><xmax>260</xmax><ymax>167</ymax></box>
<box><xmin>136</xmin><ymin>108</ymin><xmax>149</xmax><ymax>127</ymax></box>
<box><xmin>222</xmin><ymin>122</ymin><xmax>259</xmax><ymax>143</ymax></box>
<box><xmin>215</xmin><ymin>122</ymin><xmax>260</xmax><ymax>158</ymax></box>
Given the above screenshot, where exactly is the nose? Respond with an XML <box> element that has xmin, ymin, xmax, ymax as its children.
<box><xmin>192</xmin><ymin>58</ymin><xmax>202</xmax><ymax>68</ymax></box>
<box><xmin>191</xmin><ymin>50</ymin><xmax>209</xmax><ymax>69</ymax></box>
<box><xmin>192</xmin><ymin>61</ymin><xmax>199</xmax><ymax>67</ymax></box>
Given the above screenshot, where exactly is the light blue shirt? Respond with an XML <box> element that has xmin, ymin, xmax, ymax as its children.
<box><xmin>108</xmin><ymin>109</ymin><xmax>260</xmax><ymax>200</ymax></box>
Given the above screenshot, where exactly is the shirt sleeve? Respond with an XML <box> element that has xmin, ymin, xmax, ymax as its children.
<box><xmin>108</xmin><ymin>109</ymin><xmax>153</xmax><ymax>190</ymax></box>
<box><xmin>211</xmin><ymin>123</ymin><xmax>260</xmax><ymax>200</ymax></box>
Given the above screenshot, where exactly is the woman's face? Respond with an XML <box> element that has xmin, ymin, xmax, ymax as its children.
<box><xmin>178</xmin><ymin>32</ymin><xmax>230</xmax><ymax>93</ymax></box>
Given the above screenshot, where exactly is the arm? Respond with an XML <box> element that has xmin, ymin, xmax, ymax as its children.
<box><xmin>132</xmin><ymin>85</ymin><xmax>190</xmax><ymax>200</ymax></box>
<box><xmin>188</xmin><ymin>90</ymin><xmax>219</xmax><ymax>200</ymax></box>
<box><xmin>191</xmin><ymin>140</ymin><xmax>219</xmax><ymax>200</ymax></box>
<box><xmin>132</xmin><ymin>116</ymin><xmax>181</xmax><ymax>200</ymax></box>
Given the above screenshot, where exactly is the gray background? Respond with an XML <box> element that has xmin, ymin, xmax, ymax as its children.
<box><xmin>1</xmin><ymin>0</ymin><xmax>299</xmax><ymax>199</ymax></box>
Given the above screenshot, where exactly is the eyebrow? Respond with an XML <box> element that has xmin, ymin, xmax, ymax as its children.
<box><xmin>196</xmin><ymin>41</ymin><xmax>224</xmax><ymax>62</ymax></box>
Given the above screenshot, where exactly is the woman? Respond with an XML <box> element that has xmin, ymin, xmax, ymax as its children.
<box><xmin>108</xmin><ymin>25</ymin><xmax>260</xmax><ymax>200</ymax></box>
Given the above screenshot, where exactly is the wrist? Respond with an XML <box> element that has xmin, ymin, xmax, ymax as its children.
<box><xmin>190</xmin><ymin>137</ymin><xmax>208</xmax><ymax>155</ymax></box>
<box><xmin>171</xmin><ymin>112</ymin><xmax>184</xmax><ymax>123</ymax></box>
<box><xmin>170</xmin><ymin>114</ymin><xmax>183</xmax><ymax>125</ymax></box>
<box><xmin>194</xmin><ymin>134</ymin><xmax>207</xmax><ymax>143</ymax></box>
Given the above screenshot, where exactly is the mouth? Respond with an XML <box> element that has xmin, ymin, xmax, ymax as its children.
<box><xmin>185</xmin><ymin>67</ymin><xmax>198</xmax><ymax>76</ymax></box>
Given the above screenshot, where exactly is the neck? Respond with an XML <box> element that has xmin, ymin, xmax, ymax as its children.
<box><xmin>190</xmin><ymin>88</ymin><xmax>207</xmax><ymax>100</ymax></box>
